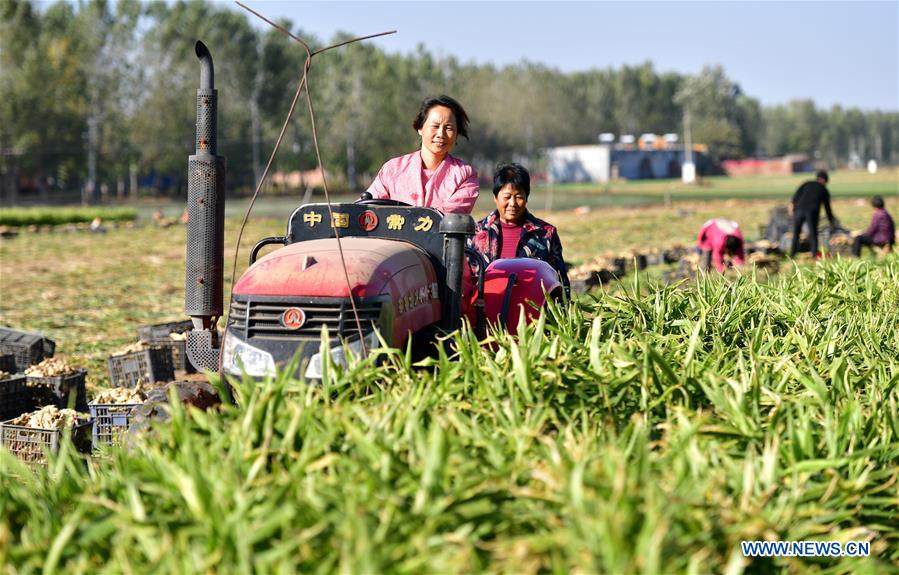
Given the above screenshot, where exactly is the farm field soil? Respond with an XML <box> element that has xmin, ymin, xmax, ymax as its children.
<box><xmin>551</xmin><ymin>197</ymin><xmax>877</xmax><ymax>264</ymax></box>
<box><xmin>0</xmin><ymin>197</ymin><xmax>885</xmax><ymax>383</ymax></box>
<box><xmin>0</xmin><ymin>217</ymin><xmax>275</xmax><ymax>384</ymax></box>
<box><xmin>536</xmin><ymin>167</ymin><xmax>899</xmax><ymax>199</ymax></box>
<box><xmin>0</xmin><ymin>253</ymin><xmax>897</xmax><ymax>572</ymax></box>
<box><xmin>129</xmin><ymin>167</ymin><xmax>898</xmax><ymax>218</ymax></box>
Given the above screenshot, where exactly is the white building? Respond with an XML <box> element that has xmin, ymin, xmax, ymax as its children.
<box><xmin>546</xmin><ymin>145</ymin><xmax>612</xmax><ymax>184</ymax></box>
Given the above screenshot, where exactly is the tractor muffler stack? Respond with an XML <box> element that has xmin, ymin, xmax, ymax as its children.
<box><xmin>440</xmin><ymin>214</ymin><xmax>476</xmax><ymax>331</ymax></box>
<box><xmin>184</xmin><ymin>41</ymin><xmax>226</xmax><ymax>371</ymax></box>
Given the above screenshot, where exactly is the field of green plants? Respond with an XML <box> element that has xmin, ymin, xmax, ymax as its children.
<box><xmin>2</xmin><ymin>257</ymin><xmax>897</xmax><ymax>572</ymax></box>
<box><xmin>0</xmin><ymin>206</ymin><xmax>138</xmax><ymax>227</ymax></box>
<box><xmin>1</xmin><ymin>194</ymin><xmax>897</xmax><ymax>572</ymax></box>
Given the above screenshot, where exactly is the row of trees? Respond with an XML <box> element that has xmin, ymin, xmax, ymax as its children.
<box><xmin>2</xmin><ymin>0</ymin><xmax>897</xmax><ymax>203</ymax></box>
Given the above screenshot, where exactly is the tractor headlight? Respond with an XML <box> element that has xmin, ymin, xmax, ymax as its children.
<box><xmin>221</xmin><ymin>331</ymin><xmax>276</xmax><ymax>377</ymax></box>
<box><xmin>304</xmin><ymin>331</ymin><xmax>380</xmax><ymax>380</ymax></box>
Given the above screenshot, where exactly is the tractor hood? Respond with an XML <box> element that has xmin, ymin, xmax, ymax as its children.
<box><xmin>233</xmin><ymin>237</ymin><xmax>434</xmax><ymax>298</ymax></box>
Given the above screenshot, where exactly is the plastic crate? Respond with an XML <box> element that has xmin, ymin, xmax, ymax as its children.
<box><xmin>89</xmin><ymin>403</ymin><xmax>141</xmax><ymax>446</ymax></box>
<box><xmin>0</xmin><ymin>327</ymin><xmax>55</xmax><ymax>372</ymax></box>
<box><xmin>0</xmin><ymin>419</ymin><xmax>92</xmax><ymax>464</ymax></box>
<box><xmin>27</xmin><ymin>369</ymin><xmax>88</xmax><ymax>411</ymax></box>
<box><xmin>107</xmin><ymin>347</ymin><xmax>174</xmax><ymax>388</ymax></box>
<box><xmin>663</xmin><ymin>247</ymin><xmax>689</xmax><ymax>264</ymax></box>
<box><xmin>0</xmin><ymin>374</ymin><xmax>34</xmax><ymax>420</ymax></box>
<box><xmin>645</xmin><ymin>253</ymin><xmax>665</xmax><ymax>266</ymax></box>
<box><xmin>148</xmin><ymin>338</ymin><xmax>195</xmax><ymax>373</ymax></box>
<box><xmin>137</xmin><ymin>320</ymin><xmax>194</xmax><ymax>342</ymax></box>
<box><xmin>0</xmin><ymin>353</ymin><xmax>16</xmax><ymax>374</ymax></box>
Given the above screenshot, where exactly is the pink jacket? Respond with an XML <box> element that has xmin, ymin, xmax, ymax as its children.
<box><xmin>697</xmin><ymin>218</ymin><xmax>744</xmax><ymax>272</ymax></box>
<box><xmin>366</xmin><ymin>152</ymin><xmax>479</xmax><ymax>214</ymax></box>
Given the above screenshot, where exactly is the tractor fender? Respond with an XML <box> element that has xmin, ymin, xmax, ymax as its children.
<box><xmin>469</xmin><ymin>258</ymin><xmax>562</xmax><ymax>335</ymax></box>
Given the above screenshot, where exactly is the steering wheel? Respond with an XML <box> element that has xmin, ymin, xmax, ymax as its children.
<box><xmin>353</xmin><ymin>198</ymin><xmax>412</xmax><ymax>207</ymax></box>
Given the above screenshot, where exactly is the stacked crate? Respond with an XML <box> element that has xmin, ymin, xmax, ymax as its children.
<box><xmin>0</xmin><ymin>416</ymin><xmax>92</xmax><ymax>464</ymax></box>
<box><xmin>88</xmin><ymin>402</ymin><xmax>142</xmax><ymax>447</ymax></box>
<box><xmin>0</xmin><ymin>327</ymin><xmax>55</xmax><ymax>373</ymax></box>
<box><xmin>90</xmin><ymin>322</ymin><xmax>191</xmax><ymax>447</ymax></box>
<box><xmin>137</xmin><ymin>320</ymin><xmax>195</xmax><ymax>374</ymax></box>
<box><xmin>27</xmin><ymin>368</ymin><xmax>88</xmax><ymax>412</ymax></box>
<box><xmin>0</xmin><ymin>329</ymin><xmax>92</xmax><ymax>464</ymax></box>
<box><xmin>0</xmin><ymin>374</ymin><xmax>31</xmax><ymax>421</ymax></box>
<box><xmin>107</xmin><ymin>347</ymin><xmax>175</xmax><ymax>388</ymax></box>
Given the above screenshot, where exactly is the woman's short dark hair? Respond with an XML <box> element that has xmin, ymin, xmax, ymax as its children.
<box><xmin>413</xmin><ymin>95</ymin><xmax>470</xmax><ymax>140</ymax></box>
<box><xmin>725</xmin><ymin>235</ymin><xmax>742</xmax><ymax>254</ymax></box>
<box><xmin>871</xmin><ymin>195</ymin><xmax>885</xmax><ymax>209</ymax></box>
<box><xmin>493</xmin><ymin>163</ymin><xmax>530</xmax><ymax>197</ymax></box>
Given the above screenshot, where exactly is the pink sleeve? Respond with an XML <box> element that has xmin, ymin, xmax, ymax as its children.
<box><xmin>713</xmin><ymin>248</ymin><xmax>726</xmax><ymax>273</ymax></box>
<box><xmin>366</xmin><ymin>163</ymin><xmax>393</xmax><ymax>199</ymax></box>
<box><xmin>733</xmin><ymin>244</ymin><xmax>744</xmax><ymax>267</ymax></box>
<box><xmin>440</xmin><ymin>168</ymin><xmax>480</xmax><ymax>214</ymax></box>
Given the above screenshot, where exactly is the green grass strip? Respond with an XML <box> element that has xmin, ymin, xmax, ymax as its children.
<box><xmin>0</xmin><ymin>206</ymin><xmax>138</xmax><ymax>226</ymax></box>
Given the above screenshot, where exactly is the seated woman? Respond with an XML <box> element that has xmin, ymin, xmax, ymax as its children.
<box><xmin>366</xmin><ymin>95</ymin><xmax>479</xmax><ymax>214</ymax></box>
<box><xmin>697</xmin><ymin>218</ymin><xmax>744</xmax><ymax>272</ymax></box>
<box><xmin>470</xmin><ymin>163</ymin><xmax>570</xmax><ymax>291</ymax></box>
<box><xmin>852</xmin><ymin>196</ymin><xmax>895</xmax><ymax>256</ymax></box>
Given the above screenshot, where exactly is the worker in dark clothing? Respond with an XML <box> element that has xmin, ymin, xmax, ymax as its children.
<box><xmin>790</xmin><ymin>170</ymin><xmax>837</xmax><ymax>257</ymax></box>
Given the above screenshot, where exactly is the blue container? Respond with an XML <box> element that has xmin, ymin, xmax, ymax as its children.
<box><xmin>88</xmin><ymin>403</ymin><xmax>141</xmax><ymax>447</ymax></box>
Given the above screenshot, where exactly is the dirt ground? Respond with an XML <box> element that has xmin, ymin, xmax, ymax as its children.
<box><xmin>0</xmin><ymin>196</ymin><xmax>887</xmax><ymax>390</ymax></box>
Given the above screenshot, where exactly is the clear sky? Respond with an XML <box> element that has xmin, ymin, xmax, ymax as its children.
<box><xmin>231</xmin><ymin>0</ymin><xmax>899</xmax><ymax>111</ymax></box>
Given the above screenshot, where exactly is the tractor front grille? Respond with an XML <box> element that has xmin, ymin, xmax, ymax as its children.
<box><xmin>228</xmin><ymin>298</ymin><xmax>382</xmax><ymax>341</ymax></box>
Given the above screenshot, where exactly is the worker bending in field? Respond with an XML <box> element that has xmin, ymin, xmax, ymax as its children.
<box><xmin>852</xmin><ymin>196</ymin><xmax>895</xmax><ymax>256</ymax></box>
<box><xmin>366</xmin><ymin>95</ymin><xmax>479</xmax><ymax>215</ymax></box>
<box><xmin>470</xmin><ymin>163</ymin><xmax>570</xmax><ymax>292</ymax></box>
<box><xmin>790</xmin><ymin>170</ymin><xmax>837</xmax><ymax>257</ymax></box>
<box><xmin>697</xmin><ymin>218</ymin><xmax>744</xmax><ymax>272</ymax></box>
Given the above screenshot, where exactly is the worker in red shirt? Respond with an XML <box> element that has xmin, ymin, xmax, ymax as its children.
<box><xmin>697</xmin><ymin>218</ymin><xmax>744</xmax><ymax>272</ymax></box>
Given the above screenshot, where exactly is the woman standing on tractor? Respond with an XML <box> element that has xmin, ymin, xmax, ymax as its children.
<box><xmin>470</xmin><ymin>163</ymin><xmax>570</xmax><ymax>293</ymax></box>
<box><xmin>366</xmin><ymin>95</ymin><xmax>479</xmax><ymax>214</ymax></box>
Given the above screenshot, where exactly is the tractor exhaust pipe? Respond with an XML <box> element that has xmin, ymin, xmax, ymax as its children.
<box><xmin>440</xmin><ymin>214</ymin><xmax>476</xmax><ymax>331</ymax></box>
<box><xmin>196</xmin><ymin>41</ymin><xmax>214</xmax><ymax>91</ymax></box>
<box><xmin>184</xmin><ymin>40</ymin><xmax>226</xmax><ymax>371</ymax></box>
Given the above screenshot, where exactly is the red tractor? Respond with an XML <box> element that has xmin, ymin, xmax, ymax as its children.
<box><xmin>183</xmin><ymin>42</ymin><xmax>562</xmax><ymax>377</ymax></box>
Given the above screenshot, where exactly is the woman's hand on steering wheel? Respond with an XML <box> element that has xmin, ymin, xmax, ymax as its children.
<box><xmin>354</xmin><ymin>195</ymin><xmax>411</xmax><ymax>207</ymax></box>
